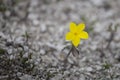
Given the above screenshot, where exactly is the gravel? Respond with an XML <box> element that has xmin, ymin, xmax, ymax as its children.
<box><xmin>0</xmin><ymin>0</ymin><xmax>120</xmax><ymax>80</ymax></box>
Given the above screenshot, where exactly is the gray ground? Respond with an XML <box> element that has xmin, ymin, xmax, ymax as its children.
<box><xmin>0</xmin><ymin>0</ymin><xmax>120</xmax><ymax>80</ymax></box>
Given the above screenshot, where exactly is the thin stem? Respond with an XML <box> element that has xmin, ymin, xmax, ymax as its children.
<box><xmin>64</xmin><ymin>46</ymin><xmax>73</xmax><ymax>62</ymax></box>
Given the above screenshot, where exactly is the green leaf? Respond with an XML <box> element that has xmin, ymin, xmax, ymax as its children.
<box><xmin>102</xmin><ymin>62</ymin><xmax>112</xmax><ymax>69</ymax></box>
<box><xmin>0</xmin><ymin>48</ymin><xmax>6</xmax><ymax>55</ymax></box>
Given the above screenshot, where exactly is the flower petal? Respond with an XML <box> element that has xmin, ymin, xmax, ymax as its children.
<box><xmin>70</xmin><ymin>22</ymin><xmax>77</xmax><ymax>33</ymax></box>
<box><xmin>77</xmin><ymin>23</ymin><xmax>85</xmax><ymax>32</ymax></box>
<box><xmin>72</xmin><ymin>37</ymin><xmax>80</xmax><ymax>47</ymax></box>
<box><xmin>65</xmin><ymin>32</ymin><xmax>74</xmax><ymax>40</ymax></box>
<box><xmin>78</xmin><ymin>31</ymin><xmax>89</xmax><ymax>39</ymax></box>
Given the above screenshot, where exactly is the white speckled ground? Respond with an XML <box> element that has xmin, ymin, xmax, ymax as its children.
<box><xmin>0</xmin><ymin>0</ymin><xmax>120</xmax><ymax>79</ymax></box>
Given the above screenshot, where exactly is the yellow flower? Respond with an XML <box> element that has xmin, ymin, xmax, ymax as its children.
<box><xmin>65</xmin><ymin>22</ymin><xmax>89</xmax><ymax>47</ymax></box>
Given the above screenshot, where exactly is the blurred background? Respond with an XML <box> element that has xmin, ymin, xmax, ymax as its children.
<box><xmin>0</xmin><ymin>0</ymin><xmax>120</xmax><ymax>80</ymax></box>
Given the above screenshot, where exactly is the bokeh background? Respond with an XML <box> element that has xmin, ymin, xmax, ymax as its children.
<box><xmin>0</xmin><ymin>0</ymin><xmax>120</xmax><ymax>80</ymax></box>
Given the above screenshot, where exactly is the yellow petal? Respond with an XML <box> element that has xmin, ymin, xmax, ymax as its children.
<box><xmin>65</xmin><ymin>32</ymin><xmax>74</xmax><ymax>40</ymax></box>
<box><xmin>79</xmin><ymin>31</ymin><xmax>89</xmax><ymax>39</ymax></box>
<box><xmin>72</xmin><ymin>37</ymin><xmax>80</xmax><ymax>47</ymax></box>
<box><xmin>77</xmin><ymin>23</ymin><xmax>85</xmax><ymax>32</ymax></box>
<box><xmin>70</xmin><ymin>22</ymin><xmax>77</xmax><ymax>33</ymax></box>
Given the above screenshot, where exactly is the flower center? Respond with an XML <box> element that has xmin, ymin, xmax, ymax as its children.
<box><xmin>74</xmin><ymin>32</ymin><xmax>78</xmax><ymax>35</ymax></box>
